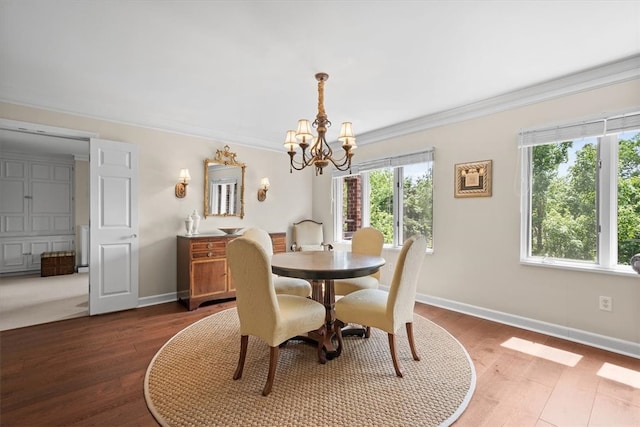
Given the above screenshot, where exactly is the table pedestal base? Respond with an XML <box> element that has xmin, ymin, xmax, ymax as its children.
<box><xmin>290</xmin><ymin>332</ymin><xmax>338</xmax><ymax>362</ymax></box>
<box><xmin>291</xmin><ymin>279</ymin><xmax>343</xmax><ymax>361</ymax></box>
<box><xmin>270</xmin><ymin>251</ymin><xmax>385</xmax><ymax>361</ymax></box>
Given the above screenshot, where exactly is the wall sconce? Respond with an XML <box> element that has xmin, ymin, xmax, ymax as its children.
<box><xmin>175</xmin><ymin>168</ymin><xmax>191</xmax><ymax>198</ymax></box>
<box><xmin>257</xmin><ymin>177</ymin><xmax>270</xmax><ymax>202</ymax></box>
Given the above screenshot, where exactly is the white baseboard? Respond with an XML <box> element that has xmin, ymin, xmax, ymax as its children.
<box><xmin>138</xmin><ymin>292</ymin><xmax>177</xmax><ymax>308</ymax></box>
<box><xmin>413</xmin><ymin>292</ymin><xmax>640</xmax><ymax>360</ymax></box>
<box><xmin>139</xmin><ymin>287</ymin><xmax>639</xmax><ymax>359</ymax></box>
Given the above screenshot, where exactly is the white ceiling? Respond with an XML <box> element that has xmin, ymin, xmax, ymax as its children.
<box><xmin>1</xmin><ymin>1</ymin><xmax>639</xmax><ymax>155</ymax></box>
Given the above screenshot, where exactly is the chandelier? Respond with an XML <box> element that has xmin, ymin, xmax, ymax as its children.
<box><xmin>283</xmin><ymin>72</ymin><xmax>357</xmax><ymax>175</ymax></box>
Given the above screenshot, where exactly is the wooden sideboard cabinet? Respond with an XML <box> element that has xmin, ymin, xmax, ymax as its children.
<box><xmin>271</xmin><ymin>232</ymin><xmax>286</xmax><ymax>254</ymax></box>
<box><xmin>177</xmin><ymin>232</ymin><xmax>286</xmax><ymax>310</ymax></box>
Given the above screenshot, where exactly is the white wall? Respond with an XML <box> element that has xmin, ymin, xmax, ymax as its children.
<box><xmin>0</xmin><ymin>102</ymin><xmax>315</xmax><ymax>298</ymax></box>
<box><xmin>314</xmin><ymin>79</ymin><xmax>640</xmax><ymax>347</ymax></box>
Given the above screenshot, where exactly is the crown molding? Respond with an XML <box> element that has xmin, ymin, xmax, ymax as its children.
<box><xmin>357</xmin><ymin>54</ymin><xmax>640</xmax><ymax>145</ymax></box>
<box><xmin>0</xmin><ymin>118</ymin><xmax>98</xmax><ymax>140</ymax></box>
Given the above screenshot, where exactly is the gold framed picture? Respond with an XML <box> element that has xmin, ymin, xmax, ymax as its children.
<box><xmin>454</xmin><ymin>160</ymin><xmax>492</xmax><ymax>198</ymax></box>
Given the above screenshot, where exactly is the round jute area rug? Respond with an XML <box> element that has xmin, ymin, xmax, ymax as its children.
<box><xmin>145</xmin><ymin>308</ymin><xmax>475</xmax><ymax>427</ymax></box>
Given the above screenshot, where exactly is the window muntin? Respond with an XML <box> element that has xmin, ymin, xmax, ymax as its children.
<box><xmin>521</xmin><ymin>114</ymin><xmax>640</xmax><ymax>272</ymax></box>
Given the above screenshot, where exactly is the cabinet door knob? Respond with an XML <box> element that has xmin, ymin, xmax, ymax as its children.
<box><xmin>207</xmin><ymin>243</ymin><xmax>213</xmax><ymax>249</ymax></box>
<box><xmin>207</xmin><ymin>252</ymin><xmax>213</xmax><ymax>257</ymax></box>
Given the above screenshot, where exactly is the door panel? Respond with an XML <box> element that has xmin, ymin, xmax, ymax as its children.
<box><xmin>99</xmin><ymin>244</ymin><xmax>132</xmax><ymax>295</ymax></box>
<box><xmin>89</xmin><ymin>138</ymin><xmax>139</xmax><ymax>315</ymax></box>
<box><xmin>192</xmin><ymin>259</ymin><xmax>227</xmax><ymax>296</ymax></box>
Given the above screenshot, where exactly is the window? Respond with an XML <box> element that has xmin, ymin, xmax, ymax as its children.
<box><xmin>333</xmin><ymin>150</ymin><xmax>433</xmax><ymax>248</ymax></box>
<box><xmin>520</xmin><ymin>112</ymin><xmax>640</xmax><ymax>272</ymax></box>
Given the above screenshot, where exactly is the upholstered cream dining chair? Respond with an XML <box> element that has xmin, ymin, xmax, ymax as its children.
<box><xmin>291</xmin><ymin>219</ymin><xmax>332</xmax><ymax>251</ymax></box>
<box><xmin>334</xmin><ymin>234</ymin><xmax>427</xmax><ymax>377</ymax></box>
<box><xmin>334</xmin><ymin>227</ymin><xmax>384</xmax><ymax>296</ymax></box>
<box><xmin>334</xmin><ymin>227</ymin><xmax>384</xmax><ymax>337</ymax></box>
<box><xmin>227</xmin><ymin>237</ymin><xmax>326</xmax><ymax>396</ymax></box>
<box><xmin>242</xmin><ymin>227</ymin><xmax>312</xmax><ymax>298</ymax></box>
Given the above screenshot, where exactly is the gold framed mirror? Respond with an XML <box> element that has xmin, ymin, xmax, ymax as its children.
<box><xmin>204</xmin><ymin>145</ymin><xmax>245</xmax><ymax>219</ymax></box>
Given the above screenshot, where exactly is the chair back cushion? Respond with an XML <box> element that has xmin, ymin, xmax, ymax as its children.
<box><xmin>227</xmin><ymin>237</ymin><xmax>279</xmax><ymax>338</ymax></box>
<box><xmin>386</xmin><ymin>235</ymin><xmax>427</xmax><ymax>326</ymax></box>
<box><xmin>242</xmin><ymin>227</ymin><xmax>274</xmax><ymax>256</ymax></box>
<box><xmin>351</xmin><ymin>227</ymin><xmax>384</xmax><ymax>279</ymax></box>
<box><xmin>293</xmin><ymin>220</ymin><xmax>324</xmax><ymax>249</ymax></box>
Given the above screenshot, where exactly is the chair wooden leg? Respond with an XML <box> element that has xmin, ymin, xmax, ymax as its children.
<box><xmin>388</xmin><ymin>333</ymin><xmax>403</xmax><ymax>377</ymax></box>
<box><xmin>333</xmin><ymin>322</ymin><xmax>344</xmax><ymax>357</ymax></box>
<box><xmin>263</xmin><ymin>346</ymin><xmax>279</xmax><ymax>396</ymax></box>
<box><xmin>233</xmin><ymin>335</ymin><xmax>248</xmax><ymax>380</ymax></box>
<box><xmin>406</xmin><ymin>322</ymin><xmax>420</xmax><ymax>361</ymax></box>
<box><xmin>316</xmin><ymin>325</ymin><xmax>327</xmax><ymax>364</ymax></box>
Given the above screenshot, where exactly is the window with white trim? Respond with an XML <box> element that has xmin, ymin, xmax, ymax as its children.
<box><xmin>332</xmin><ymin>150</ymin><xmax>433</xmax><ymax>248</ymax></box>
<box><xmin>519</xmin><ymin>112</ymin><xmax>640</xmax><ymax>271</ymax></box>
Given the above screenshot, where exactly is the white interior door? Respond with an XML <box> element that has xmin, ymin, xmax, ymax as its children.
<box><xmin>89</xmin><ymin>138</ymin><xmax>139</xmax><ymax>315</ymax></box>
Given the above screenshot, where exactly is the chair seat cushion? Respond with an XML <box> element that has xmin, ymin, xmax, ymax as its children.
<box><xmin>274</xmin><ymin>276</ymin><xmax>312</xmax><ymax>298</ymax></box>
<box><xmin>334</xmin><ymin>276</ymin><xmax>379</xmax><ymax>296</ymax></box>
<box><xmin>273</xmin><ymin>295</ymin><xmax>326</xmax><ymax>346</ymax></box>
<box><xmin>335</xmin><ymin>289</ymin><xmax>394</xmax><ymax>333</ymax></box>
<box><xmin>299</xmin><ymin>244</ymin><xmax>324</xmax><ymax>251</ymax></box>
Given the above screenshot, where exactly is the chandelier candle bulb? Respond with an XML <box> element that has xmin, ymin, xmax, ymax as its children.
<box><xmin>296</xmin><ymin>120</ymin><xmax>313</xmax><ymax>143</ymax></box>
<box><xmin>284</xmin><ymin>130</ymin><xmax>299</xmax><ymax>152</ymax></box>
<box><xmin>339</xmin><ymin>122</ymin><xmax>355</xmax><ymax>143</ymax></box>
<box><xmin>284</xmin><ymin>72</ymin><xmax>356</xmax><ymax>175</ymax></box>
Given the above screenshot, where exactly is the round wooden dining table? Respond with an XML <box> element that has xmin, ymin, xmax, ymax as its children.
<box><xmin>271</xmin><ymin>250</ymin><xmax>385</xmax><ymax>359</ymax></box>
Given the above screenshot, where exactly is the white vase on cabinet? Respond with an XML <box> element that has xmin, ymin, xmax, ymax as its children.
<box><xmin>184</xmin><ymin>216</ymin><xmax>193</xmax><ymax>236</ymax></box>
<box><xmin>190</xmin><ymin>210</ymin><xmax>201</xmax><ymax>235</ymax></box>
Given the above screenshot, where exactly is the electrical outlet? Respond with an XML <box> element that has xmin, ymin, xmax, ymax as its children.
<box><xmin>599</xmin><ymin>296</ymin><xmax>612</xmax><ymax>312</ymax></box>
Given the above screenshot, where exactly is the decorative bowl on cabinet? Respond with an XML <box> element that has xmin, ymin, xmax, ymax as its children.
<box><xmin>218</xmin><ymin>227</ymin><xmax>242</xmax><ymax>235</ymax></box>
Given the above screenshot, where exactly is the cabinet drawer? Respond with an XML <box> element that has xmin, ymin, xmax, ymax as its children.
<box><xmin>192</xmin><ymin>250</ymin><xmax>225</xmax><ymax>260</ymax></box>
<box><xmin>191</xmin><ymin>241</ymin><xmax>226</xmax><ymax>255</ymax></box>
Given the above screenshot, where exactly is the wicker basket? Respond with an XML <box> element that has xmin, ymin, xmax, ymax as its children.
<box><xmin>41</xmin><ymin>251</ymin><xmax>75</xmax><ymax>277</ymax></box>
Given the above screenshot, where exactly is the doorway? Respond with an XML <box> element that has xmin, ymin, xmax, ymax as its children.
<box><xmin>1</xmin><ymin>120</ymin><xmax>139</xmax><ymax>325</ymax></box>
<box><xmin>0</xmin><ymin>121</ymin><xmax>91</xmax><ymax>330</ymax></box>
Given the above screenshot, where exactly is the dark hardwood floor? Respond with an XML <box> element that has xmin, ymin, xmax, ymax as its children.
<box><xmin>1</xmin><ymin>301</ymin><xmax>638</xmax><ymax>426</ymax></box>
